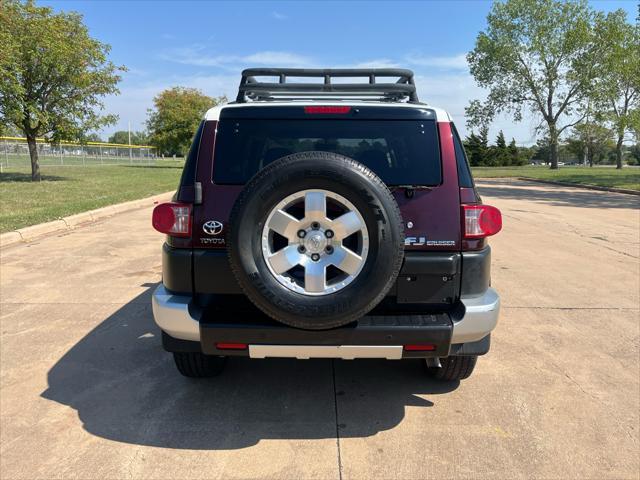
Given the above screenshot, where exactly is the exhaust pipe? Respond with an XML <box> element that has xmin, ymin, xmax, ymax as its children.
<box><xmin>425</xmin><ymin>357</ymin><xmax>441</xmax><ymax>368</ymax></box>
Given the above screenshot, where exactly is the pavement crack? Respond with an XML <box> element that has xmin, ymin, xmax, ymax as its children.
<box><xmin>564</xmin><ymin>223</ymin><xmax>639</xmax><ymax>259</ymax></box>
<box><xmin>562</xmin><ymin>371</ymin><xmax>596</xmax><ymax>399</ymax></box>
<box><xmin>331</xmin><ymin>359</ymin><xmax>344</xmax><ymax>480</ymax></box>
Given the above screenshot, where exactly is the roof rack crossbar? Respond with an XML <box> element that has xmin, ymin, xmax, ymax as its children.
<box><xmin>236</xmin><ymin>68</ymin><xmax>419</xmax><ymax>103</ymax></box>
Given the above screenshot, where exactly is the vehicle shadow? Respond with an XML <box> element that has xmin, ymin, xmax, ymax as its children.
<box><xmin>0</xmin><ymin>171</ymin><xmax>67</xmax><ymax>182</ymax></box>
<box><xmin>41</xmin><ymin>284</ymin><xmax>458</xmax><ymax>450</ymax></box>
<box><xmin>476</xmin><ymin>178</ymin><xmax>639</xmax><ymax>209</ymax></box>
<box><xmin>122</xmin><ymin>164</ymin><xmax>184</xmax><ymax>169</ymax></box>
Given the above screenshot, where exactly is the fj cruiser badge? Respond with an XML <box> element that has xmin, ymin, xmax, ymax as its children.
<box><xmin>405</xmin><ymin>236</ymin><xmax>426</xmax><ymax>246</ymax></box>
<box><xmin>405</xmin><ymin>236</ymin><xmax>455</xmax><ymax>247</ymax></box>
<box><xmin>203</xmin><ymin>220</ymin><xmax>223</xmax><ymax>235</ymax></box>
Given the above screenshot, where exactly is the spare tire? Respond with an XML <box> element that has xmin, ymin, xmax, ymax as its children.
<box><xmin>227</xmin><ymin>151</ymin><xmax>404</xmax><ymax>330</ymax></box>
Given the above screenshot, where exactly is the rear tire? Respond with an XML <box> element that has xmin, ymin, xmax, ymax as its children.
<box><xmin>227</xmin><ymin>151</ymin><xmax>405</xmax><ymax>330</ymax></box>
<box><xmin>425</xmin><ymin>355</ymin><xmax>477</xmax><ymax>381</ymax></box>
<box><xmin>173</xmin><ymin>352</ymin><xmax>226</xmax><ymax>378</ymax></box>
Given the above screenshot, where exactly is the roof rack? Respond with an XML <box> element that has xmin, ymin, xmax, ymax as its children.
<box><xmin>236</xmin><ymin>68</ymin><xmax>419</xmax><ymax>103</ymax></box>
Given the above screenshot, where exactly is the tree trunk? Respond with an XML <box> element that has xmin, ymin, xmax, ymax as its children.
<box><xmin>615</xmin><ymin>134</ymin><xmax>624</xmax><ymax>170</ymax></box>
<box><xmin>26</xmin><ymin>136</ymin><xmax>41</xmax><ymax>181</ymax></box>
<box><xmin>548</xmin><ymin>123</ymin><xmax>559</xmax><ymax>169</ymax></box>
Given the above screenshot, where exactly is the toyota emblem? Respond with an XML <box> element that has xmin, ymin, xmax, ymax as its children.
<box><xmin>203</xmin><ymin>220</ymin><xmax>223</xmax><ymax>236</ymax></box>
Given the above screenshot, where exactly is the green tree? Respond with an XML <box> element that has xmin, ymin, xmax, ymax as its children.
<box><xmin>566</xmin><ymin>137</ymin><xmax>585</xmax><ymax>164</ymax></box>
<box><xmin>147</xmin><ymin>87</ymin><xmax>225</xmax><ymax>156</ymax></box>
<box><xmin>108</xmin><ymin>130</ymin><xmax>149</xmax><ymax>145</ymax></box>
<box><xmin>593</xmin><ymin>10</ymin><xmax>640</xmax><ymax>169</ymax></box>
<box><xmin>83</xmin><ymin>133</ymin><xmax>103</xmax><ymax>143</ymax></box>
<box><xmin>466</xmin><ymin>0</ymin><xmax>598</xmax><ymax>170</ymax></box>
<box><xmin>572</xmin><ymin>121</ymin><xmax>613</xmax><ymax>167</ymax></box>
<box><xmin>0</xmin><ymin>124</ymin><xmax>20</xmax><ymax>137</ymax></box>
<box><xmin>464</xmin><ymin>126</ymin><xmax>491</xmax><ymax>166</ymax></box>
<box><xmin>522</xmin><ymin>145</ymin><xmax>537</xmax><ymax>164</ymax></box>
<box><xmin>630</xmin><ymin>108</ymin><xmax>640</xmax><ymax>142</ymax></box>
<box><xmin>477</xmin><ymin>125</ymin><xmax>490</xmax><ymax>166</ymax></box>
<box><xmin>508</xmin><ymin>138</ymin><xmax>522</xmax><ymax>165</ymax></box>
<box><xmin>490</xmin><ymin>130</ymin><xmax>510</xmax><ymax>166</ymax></box>
<box><xmin>0</xmin><ymin>1</ymin><xmax>124</xmax><ymax>180</ymax></box>
<box><xmin>627</xmin><ymin>144</ymin><xmax>640</xmax><ymax>166</ymax></box>
<box><xmin>532</xmin><ymin>138</ymin><xmax>551</xmax><ymax>164</ymax></box>
<box><xmin>463</xmin><ymin>133</ymin><xmax>482</xmax><ymax>166</ymax></box>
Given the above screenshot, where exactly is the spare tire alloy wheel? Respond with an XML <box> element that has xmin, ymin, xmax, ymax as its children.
<box><xmin>262</xmin><ymin>189</ymin><xmax>369</xmax><ymax>295</ymax></box>
<box><xmin>227</xmin><ymin>151</ymin><xmax>405</xmax><ymax>330</ymax></box>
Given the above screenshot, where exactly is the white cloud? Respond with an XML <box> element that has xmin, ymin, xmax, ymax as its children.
<box><xmin>159</xmin><ymin>46</ymin><xmax>235</xmax><ymax>68</ymax></box>
<box><xmin>348</xmin><ymin>59</ymin><xmax>401</xmax><ymax>69</ymax></box>
<box><xmin>406</xmin><ymin>53</ymin><xmax>468</xmax><ymax>70</ymax></box>
<box><xmin>243</xmin><ymin>51</ymin><xmax>312</xmax><ymax>67</ymax></box>
<box><xmin>160</xmin><ymin>46</ymin><xmax>313</xmax><ymax>69</ymax></box>
<box><xmin>271</xmin><ymin>11</ymin><xmax>287</xmax><ymax>20</ymax></box>
<box><xmin>125</xmin><ymin>67</ymin><xmax>148</xmax><ymax>77</ymax></box>
<box><xmin>414</xmin><ymin>72</ymin><xmax>481</xmax><ymax>117</ymax></box>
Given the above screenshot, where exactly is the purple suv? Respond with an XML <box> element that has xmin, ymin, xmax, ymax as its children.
<box><xmin>151</xmin><ymin>68</ymin><xmax>502</xmax><ymax>381</ymax></box>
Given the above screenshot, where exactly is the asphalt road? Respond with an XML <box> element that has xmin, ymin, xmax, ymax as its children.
<box><xmin>1</xmin><ymin>179</ymin><xmax>638</xmax><ymax>479</ymax></box>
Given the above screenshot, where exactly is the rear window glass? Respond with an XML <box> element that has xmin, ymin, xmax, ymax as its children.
<box><xmin>212</xmin><ymin>119</ymin><xmax>441</xmax><ymax>185</ymax></box>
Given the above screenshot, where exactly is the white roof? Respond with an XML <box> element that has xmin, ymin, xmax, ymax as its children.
<box><xmin>203</xmin><ymin>101</ymin><xmax>452</xmax><ymax>122</ymax></box>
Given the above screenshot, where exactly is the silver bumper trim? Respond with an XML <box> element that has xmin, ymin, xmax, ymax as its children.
<box><xmin>152</xmin><ymin>284</ymin><xmax>500</xmax><ymax>347</ymax></box>
<box><xmin>249</xmin><ymin>344</ymin><xmax>403</xmax><ymax>360</ymax></box>
<box><xmin>454</xmin><ymin>287</ymin><xmax>500</xmax><ymax>343</ymax></box>
<box><xmin>152</xmin><ymin>285</ymin><xmax>200</xmax><ymax>341</ymax></box>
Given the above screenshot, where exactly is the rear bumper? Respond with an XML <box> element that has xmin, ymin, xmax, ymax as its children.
<box><xmin>152</xmin><ymin>285</ymin><xmax>500</xmax><ymax>358</ymax></box>
<box><xmin>451</xmin><ymin>287</ymin><xmax>500</xmax><ymax>343</ymax></box>
<box><xmin>163</xmin><ymin>244</ymin><xmax>493</xmax><ymax>304</ymax></box>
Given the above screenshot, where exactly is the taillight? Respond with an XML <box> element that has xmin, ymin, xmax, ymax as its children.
<box><xmin>152</xmin><ymin>202</ymin><xmax>191</xmax><ymax>237</ymax></box>
<box><xmin>404</xmin><ymin>344</ymin><xmax>436</xmax><ymax>351</ymax></box>
<box><xmin>304</xmin><ymin>106</ymin><xmax>351</xmax><ymax>114</ymax></box>
<box><xmin>462</xmin><ymin>205</ymin><xmax>502</xmax><ymax>238</ymax></box>
<box><xmin>215</xmin><ymin>343</ymin><xmax>248</xmax><ymax>350</ymax></box>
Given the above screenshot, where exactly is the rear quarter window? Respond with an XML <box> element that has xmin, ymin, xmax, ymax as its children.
<box><xmin>452</xmin><ymin>125</ymin><xmax>474</xmax><ymax>188</ymax></box>
<box><xmin>178</xmin><ymin>120</ymin><xmax>204</xmax><ymax>189</ymax></box>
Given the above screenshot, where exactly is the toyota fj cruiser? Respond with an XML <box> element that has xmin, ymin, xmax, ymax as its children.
<box><xmin>151</xmin><ymin>68</ymin><xmax>501</xmax><ymax>381</ymax></box>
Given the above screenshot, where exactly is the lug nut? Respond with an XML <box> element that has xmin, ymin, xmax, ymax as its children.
<box><xmin>311</xmin><ymin>253</ymin><xmax>320</xmax><ymax>261</ymax></box>
<box><xmin>325</xmin><ymin>229</ymin><xmax>334</xmax><ymax>238</ymax></box>
<box><xmin>325</xmin><ymin>246</ymin><xmax>334</xmax><ymax>254</ymax></box>
<box><xmin>298</xmin><ymin>245</ymin><xmax>306</xmax><ymax>253</ymax></box>
<box><xmin>311</xmin><ymin>222</ymin><xmax>320</xmax><ymax>230</ymax></box>
<box><xmin>297</xmin><ymin>229</ymin><xmax>306</xmax><ymax>238</ymax></box>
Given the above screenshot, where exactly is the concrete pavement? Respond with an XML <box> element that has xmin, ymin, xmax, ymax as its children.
<box><xmin>1</xmin><ymin>179</ymin><xmax>638</xmax><ymax>479</ymax></box>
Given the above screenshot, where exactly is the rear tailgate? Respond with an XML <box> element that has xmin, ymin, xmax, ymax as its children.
<box><xmin>190</xmin><ymin>105</ymin><xmax>462</xmax><ymax>305</ymax></box>
<box><xmin>192</xmin><ymin>105</ymin><xmax>461</xmax><ymax>252</ymax></box>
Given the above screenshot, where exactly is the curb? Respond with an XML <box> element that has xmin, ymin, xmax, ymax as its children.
<box><xmin>517</xmin><ymin>177</ymin><xmax>640</xmax><ymax>196</ymax></box>
<box><xmin>0</xmin><ymin>191</ymin><xmax>175</xmax><ymax>248</ymax></box>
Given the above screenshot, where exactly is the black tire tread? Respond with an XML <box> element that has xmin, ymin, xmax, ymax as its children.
<box><xmin>427</xmin><ymin>355</ymin><xmax>477</xmax><ymax>381</ymax></box>
<box><xmin>173</xmin><ymin>352</ymin><xmax>226</xmax><ymax>378</ymax></box>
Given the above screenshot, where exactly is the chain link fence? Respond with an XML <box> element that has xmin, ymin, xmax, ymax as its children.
<box><xmin>0</xmin><ymin>136</ymin><xmax>161</xmax><ymax>170</ymax></box>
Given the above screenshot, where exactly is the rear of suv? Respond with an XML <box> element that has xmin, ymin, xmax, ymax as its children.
<box><xmin>152</xmin><ymin>68</ymin><xmax>501</xmax><ymax>381</ymax></box>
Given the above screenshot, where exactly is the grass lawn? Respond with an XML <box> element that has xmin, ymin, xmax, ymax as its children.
<box><xmin>472</xmin><ymin>165</ymin><xmax>640</xmax><ymax>191</ymax></box>
<box><xmin>0</xmin><ymin>161</ymin><xmax>183</xmax><ymax>232</ymax></box>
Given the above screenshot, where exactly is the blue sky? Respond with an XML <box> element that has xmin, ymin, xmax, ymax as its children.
<box><xmin>44</xmin><ymin>0</ymin><xmax>637</xmax><ymax>145</ymax></box>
